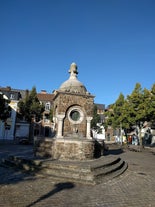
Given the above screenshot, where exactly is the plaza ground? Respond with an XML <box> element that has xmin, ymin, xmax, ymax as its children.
<box><xmin>0</xmin><ymin>142</ymin><xmax>155</xmax><ymax>207</ymax></box>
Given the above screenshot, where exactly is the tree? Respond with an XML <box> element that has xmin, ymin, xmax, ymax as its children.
<box><xmin>112</xmin><ymin>93</ymin><xmax>125</xmax><ymax>128</ymax></box>
<box><xmin>148</xmin><ymin>84</ymin><xmax>155</xmax><ymax>124</ymax></box>
<box><xmin>18</xmin><ymin>86</ymin><xmax>44</xmax><ymax>122</ymax></box>
<box><xmin>91</xmin><ymin>105</ymin><xmax>101</xmax><ymax>130</ymax></box>
<box><xmin>105</xmin><ymin>93</ymin><xmax>127</xmax><ymax>129</ymax></box>
<box><xmin>119</xmin><ymin>99</ymin><xmax>133</xmax><ymax>129</ymax></box>
<box><xmin>105</xmin><ymin>83</ymin><xmax>145</xmax><ymax>131</ymax></box>
<box><xmin>49</xmin><ymin>108</ymin><xmax>53</xmax><ymax>122</ymax></box>
<box><xmin>0</xmin><ymin>93</ymin><xmax>11</xmax><ymax>121</ymax></box>
<box><xmin>105</xmin><ymin>82</ymin><xmax>155</xmax><ymax>147</ymax></box>
<box><xmin>126</xmin><ymin>83</ymin><xmax>146</xmax><ymax>126</ymax></box>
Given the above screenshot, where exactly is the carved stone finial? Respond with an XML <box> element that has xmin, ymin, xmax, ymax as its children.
<box><xmin>68</xmin><ymin>63</ymin><xmax>78</xmax><ymax>78</ymax></box>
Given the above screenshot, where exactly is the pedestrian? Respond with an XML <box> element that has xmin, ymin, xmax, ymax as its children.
<box><xmin>132</xmin><ymin>134</ymin><xmax>138</xmax><ymax>145</ymax></box>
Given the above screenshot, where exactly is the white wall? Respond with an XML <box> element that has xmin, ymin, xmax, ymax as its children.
<box><xmin>0</xmin><ymin>101</ymin><xmax>18</xmax><ymax>140</ymax></box>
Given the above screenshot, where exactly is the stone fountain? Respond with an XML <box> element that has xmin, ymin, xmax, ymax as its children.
<box><xmin>36</xmin><ymin>63</ymin><xmax>96</xmax><ymax>160</ymax></box>
<box><xmin>1</xmin><ymin>63</ymin><xmax>127</xmax><ymax>185</ymax></box>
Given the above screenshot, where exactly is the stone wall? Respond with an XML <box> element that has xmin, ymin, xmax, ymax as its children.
<box><xmin>53</xmin><ymin>92</ymin><xmax>94</xmax><ymax>137</ymax></box>
<box><xmin>35</xmin><ymin>138</ymin><xmax>95</xmax><ymax>160</ymax></box>
<box><xmin>53</xmin><ymin>92</ymin><xmax>94</xmax><ymax>116</ymax></box>
<box><xmin>63</xmin><ymin>116</ymin><xmax>87</xmax><ymax>137</ymax></box>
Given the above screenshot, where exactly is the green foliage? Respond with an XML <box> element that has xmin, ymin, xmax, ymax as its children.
<box><xmin>127</xmin><ymin>83</ymin><xmax>144</xmax><ymax>123</ymax></box>
<box><xmin>105</xmin><ymin>82</ymin><xmax>155</xmax><ymax>130</ymax></box>
<box><xmin>18</xmin><ymin>86</ymin><xmax>45</xmax><ymax>122</ymax></box>
<box><xmin>91</xmin><ymin>105</ymin><xmax>101</xmax><ymax>129</ymax></box>
<box><xmin>149</xmin><ymin>84</ymin><xmax>155</xmax><ymax>123</ymax></box>
<box><xmin>113</xmin><ymin>93</ymin><xmax>125</xmax><ymax>127</ymax></box>
<box><xmin>0</xmin><ymin>93</ymin><xmax>11</xmax><ymax>121</ymax></box>
<box><xmin>105</xmin><ymin>93</ymin><xmax>128</xmax><ymax>129</ymax></box>
<box><xmin>49</xmin><ymin>108</ymin><xmax>53</xmax><ymax>122</ymax></box>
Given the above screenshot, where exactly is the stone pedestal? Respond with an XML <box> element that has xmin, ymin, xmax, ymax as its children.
<box><xmin>36</xmin><ymin>137</ymin><xmax>95</xmax><ymax>160</ymax></box>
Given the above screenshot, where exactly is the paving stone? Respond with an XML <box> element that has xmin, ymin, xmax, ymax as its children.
<box><xmin>0</xmin><ymin>143</ymin><xmax>155</xmax><ymax>207</ymax></box>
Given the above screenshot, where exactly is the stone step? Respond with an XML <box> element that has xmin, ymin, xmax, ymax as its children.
<box><xmin>1</xmin><ymin>156</ymin><xmax>42</xmax><ymax>172</ymax></box>
<box><xmin>0</xmin><ymin>155</ymin><xmax>128</xmax><ymax>185</ymax></box>
<box><xmin>39</xmin><ymin>157</ymin><xmax>122</xmax><ymax>176</ymax></box>
<box><xmin>93</xmin><ymin>160</ymin><xmax>128</xmax><ymax>184</ymax></box>
<box><xmin>37</xmin><ymin>157</ymin><xmax>127</xmax><ymax>184</ymax></box>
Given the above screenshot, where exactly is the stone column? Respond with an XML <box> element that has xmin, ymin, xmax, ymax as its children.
<box><xmin>86</xmin><ymin>117</ymin><xmax>93</xmax><ymax>139</ymax></box>
<box><xmin>56</xmin><ymin>114</ymin><xmax>65</xmax><ymax>138</ymax></box>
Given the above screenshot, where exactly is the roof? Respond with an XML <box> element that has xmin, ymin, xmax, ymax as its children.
<box><xmin>0</xmin><ymin>86</ymin><xmax>29</xmax><ymax>100</ymax></box>
<box><xmin>0</xmin><ymin>87</ymin><xmax>26</xmax><ymax>100</ymax></box>
<box><xmin>37</xmin><ymin>93</ymin><xmax>54</xmax><ymax>102</ymax></box>
<box><xmin>95</xmin><ymin>103</ymin><xmax>105</xmax><ymax>110</ymax></box>
<box><xmin>58</xmin><ymin>63</ymin><xmax>89</xmax><ymax>95</ymax></box>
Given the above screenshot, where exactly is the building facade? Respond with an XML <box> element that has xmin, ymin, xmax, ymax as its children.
<box><xmin>0</xmin><ymin>87</ymin><xmax>23</xmax><ymax>140</ymax></box>
<box><xmin>37</xmin><ymin>90</ymin><xmax>55</xmax><ymax>137</ymax></box>
<box><xmin>0</xmin><ymin>84</ymin><xmax>105</xmax><ymax>141</ymax></box>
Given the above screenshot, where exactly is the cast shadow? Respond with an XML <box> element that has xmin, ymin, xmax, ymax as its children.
<box><xmin>94</xmin><ymin>140</ymin><xmax>124</xmax><ymax>158</ymax></box>
<box><xmin>104</xmin><ymin>147</ymin><xmax>124</xmax><ymax>156</ymax></box>
<box><xmin>26</xmin><ymin>182</ymin><xmax>75</xmax><ymax>207</ymax></box>
<box><xmin>0</xmin><ymin>165</ymin><xmax>38</xmax><ymax>185</ymax></box>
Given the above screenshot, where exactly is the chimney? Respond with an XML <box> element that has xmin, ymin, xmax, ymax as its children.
<box><xmin>41</xmin><ymin>90</ymin><xmax>47</xmax><ymax>94</ymax></box>
<box><xmin>6</xmin><ymin>86</ymin><xmax>11</xmax><ymax>91</ymax></box>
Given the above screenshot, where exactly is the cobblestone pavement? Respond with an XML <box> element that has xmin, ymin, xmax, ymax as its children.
<box><xmin>0</xmin><ymin>143</ymin><xmax>155</xmax><ymax>207</ymax></box>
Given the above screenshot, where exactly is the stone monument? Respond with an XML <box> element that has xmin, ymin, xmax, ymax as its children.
<box><xmin>36</xmin><ymin>63</ymin><xmax>96</xmax><ymax>160</ymax></box>
<box><xmin>3</xmin><ymin>63</ymin><xmax>127</xmax><ymax>185</ymax></box>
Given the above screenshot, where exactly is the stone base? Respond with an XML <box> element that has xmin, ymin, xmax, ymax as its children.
<box><xmin>35</xmin><ymin>137</ymin><xmax>95</xmax><ymax>160</ymax></box>
<box><xmin>2</xmin><ymin>153</ymin><xmax>128</xmax><ymax>185</ymax></box>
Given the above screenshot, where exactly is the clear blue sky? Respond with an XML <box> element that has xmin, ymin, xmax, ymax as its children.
<box><xmin>0</xmin><ymin>0</ymin><xmax>155</xmax><ymax>107</ymax></box>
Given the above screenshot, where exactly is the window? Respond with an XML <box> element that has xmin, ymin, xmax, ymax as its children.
<box><xmin>70</xmin><ymin>110</ymin><xmax>80</xmax><ymax>121</ymax></box>
<box><xmin>44</xmin><ymin>114</ymin><xmax>50</xmax><ymax>123</ymax></box>
<box><xmin>68</xmin><ymin>106</ymin><xmax>84</xmax><ymax>124</ymax></box>
<box><xmin>10</xmin><ymin>94</ymin><xmax>15</xmax><ymax>100</ymax></box>
<box><xmin>45</xmin><ymin>102</ymin><xmax>50</xmax><ymax>111</ymax></box>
